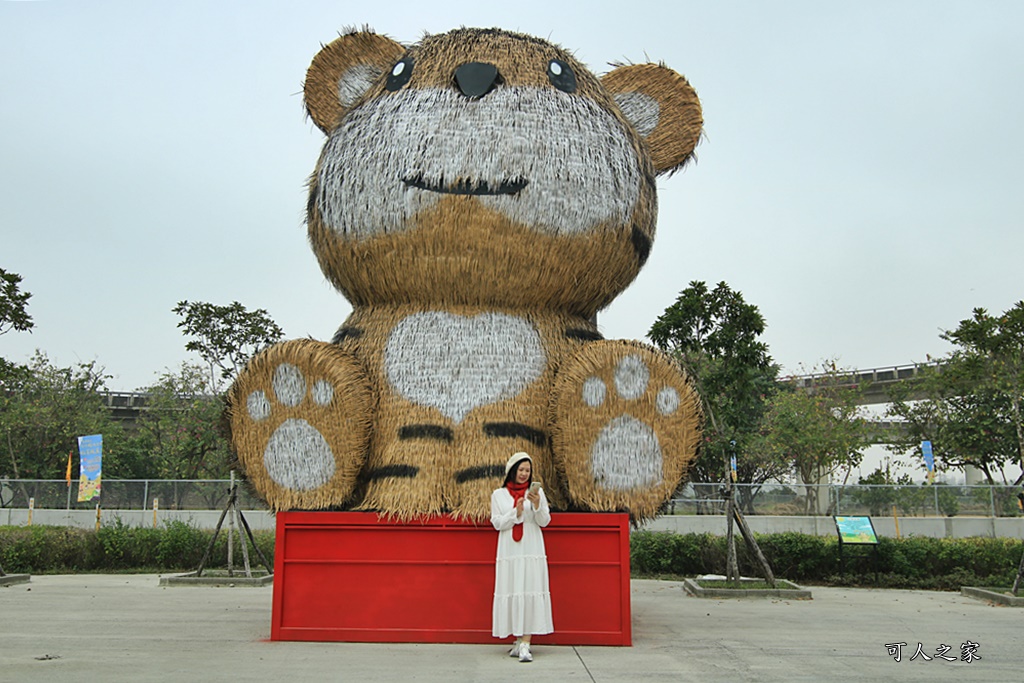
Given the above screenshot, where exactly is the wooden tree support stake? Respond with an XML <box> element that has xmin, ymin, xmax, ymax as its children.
<box><xmin>722</xmin><ymin>449</ymin><xmax>776</xmax><ymax>588</ymax></box>
<box><xmin>194</xmin><ymin>473</ymin><xmax>273</xmax><ymax>578</ymax></box>
<box><xmin>732</xmin><ymin>506</ymin><xmax>776</xmax><ymax>588</ymax></box>
<box><xmin>725</xmin><ymin>486</ymin><xmax>739</xmax><ymax>584</ymax></box>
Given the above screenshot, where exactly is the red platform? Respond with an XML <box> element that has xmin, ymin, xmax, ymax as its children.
<box><xmin>271</xmin><ymin>511</ymin><xmax>631</xmax><ymax>645</ymax></box>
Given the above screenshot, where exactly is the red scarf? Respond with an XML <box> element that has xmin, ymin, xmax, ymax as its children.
<box><xmin>506</xmin><ymin>481</ymin><xmax>529</xmax><ymax>542</ymax></box>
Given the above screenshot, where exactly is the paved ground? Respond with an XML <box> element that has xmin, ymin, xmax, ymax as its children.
<box><xmin>0</xmin><ymin>575</ymin><xmax>1018</xmax><ymax>682</ymax></box>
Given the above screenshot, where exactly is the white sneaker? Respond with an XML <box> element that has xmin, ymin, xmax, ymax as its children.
<box><xmin>518</xmin><ymin>643</ymin><xmax>533</xmax><ymax>663</ymax></box>
<box><xmin>508</xmin><ymin>639</ymin><xmax>521</xmax><ymax>657</ymax></box>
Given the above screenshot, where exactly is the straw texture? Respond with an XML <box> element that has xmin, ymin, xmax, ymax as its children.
<box><xmin>339</xmin><ymin>305</ymin><xmax>586</xmax><ymax>520</ymax></box>
<box><xmin>305</xmin><ymin>29</ymin><xmax>406</xmax><ymax>133</ymax></box>
<box><xmin>228</xmin><ymin>339</ymin><xmax>373</xmax><ymax>510</ymax></box>
<box><xmin>549</xmin><ymin>341</ymin><xmax>702</xmax><ymax>522</ymax></box>
<box><xmin>603</xmin><ymin>64</ymin><xmax>703</xmax><ymax>174</ymax></box>
<box><xmin>227</xmin><ymin>27</ymin><xmax>703</xmax><ymax>521</ymax></box>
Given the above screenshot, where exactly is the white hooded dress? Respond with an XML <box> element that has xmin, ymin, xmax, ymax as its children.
<box><xmin>490</xmin><ymin>486</ymin><xmax>554</xmax><ymax>638</ymax></box>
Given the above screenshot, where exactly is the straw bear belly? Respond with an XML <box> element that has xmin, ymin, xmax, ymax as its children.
<box><xmin>384</xmin><ymin>312</ymin><xmax>546</xmax><ymax>423</ymax></box>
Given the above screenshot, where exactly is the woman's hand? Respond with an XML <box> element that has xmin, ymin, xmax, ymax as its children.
<box><xmin>526</xmin><ymin>489</ymin><xmax>540</xmax><ymax>508</ymax></box>
<box><xmin>515</xmin><ymin>497</ymin><xmax>525</xmax><ymax>515</ymax></box>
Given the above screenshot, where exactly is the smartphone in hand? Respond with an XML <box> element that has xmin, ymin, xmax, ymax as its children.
<box><xmin>529</xmin><ymin>481</ymin><xmax>541</xmax><ymax>495</ymax></box>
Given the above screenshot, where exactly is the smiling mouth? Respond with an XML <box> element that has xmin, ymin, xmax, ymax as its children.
<box><xmin>402</xmin><ymin>175</ymin><xmax>529</xmax><ymax>196</ymax></box>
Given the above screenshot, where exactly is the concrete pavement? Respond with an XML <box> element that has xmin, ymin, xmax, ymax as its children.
<box><xmin>0</xmin><ymin>575</ymin><xmax>1018</xmax><ymax>682</ymax></box>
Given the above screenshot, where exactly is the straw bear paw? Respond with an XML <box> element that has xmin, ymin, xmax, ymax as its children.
<box><xmin>550</xmin><ymin>341</ymin><xmax>701</xmax><ymax>520</ymax></box>
<box><xmin>245</xmin><ymin>365</ymin><xmax>337</xmax><ymax>490</ymax></box>
<box><xmin>228</xmin><ymin>339</ymin><xmax>372</xmax><ymax>510</ymax></box>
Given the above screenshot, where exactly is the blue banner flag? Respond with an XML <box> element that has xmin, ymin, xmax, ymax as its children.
<box><xmin>921</xmin><ymin>440</ymin><xmax>934</xmax><ymax>472</ymax></box>
<box><xmin>77</xmin><ymin>434</ymin><xmax>102</xmax><ymax>502</ymax></box>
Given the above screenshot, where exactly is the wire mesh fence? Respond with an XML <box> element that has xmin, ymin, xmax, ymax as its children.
<box><xmin>1</xmin><ymin>479</ymin><xmax>1021</xmax><ymax>517</ymax></box>
<box><xmin>665</xmin><ymin>482</ymin><xmax>1023</xmax><ymax>517</ymax></box>
<box><xmin>0</xmin><ymin>479</ymin><xmax>267</xmax><ymax>511</ymax></box>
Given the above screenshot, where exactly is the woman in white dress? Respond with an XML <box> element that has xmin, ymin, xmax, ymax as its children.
<box><xmin>491</xmin><ymin>451</ymin><xmax>553</xmax><ymax>663</ymax></box>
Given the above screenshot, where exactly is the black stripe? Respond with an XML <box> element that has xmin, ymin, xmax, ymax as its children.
<box><xmin>403</xmin><ymin>175</ymin><xmax>528</xmax><ymax>196</ymax></box>
<box><xmin>364</xmin><ymin>464</ymin><xmax>419</xmax><ymax>481</ymax></box>
<box><xmin>455</xmin><ymin>464</ymin><xmax>505</xmax><ymax>484</ymax></box>
<box><xmin>332</xmin><ymin>327</ymin><xmax>363</xmax><ymax>344</ymax></box>
<box><xmin>483</xmin><ymin>422</ymin><xmax>547</xmax><ymax>447</ymax></box>
<box><xmin>565</xmin><ymin>328</ymin><xmax>603</xmax><ymax>342</ymax></box>
<box><xmin>631</xmin><ymin>225</ymin><xmax>652</xmax><ymax>266</ymax></box>
<box><xmin>399</xmin><ymin>424</ymin><xmax>454</xmax><ymax>442</ymax></box>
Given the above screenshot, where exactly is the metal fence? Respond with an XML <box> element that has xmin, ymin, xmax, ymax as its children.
<box><xmin>0</xmin><ymin>479</ymin><xmax>267</xmax><ymax>511</ymax></box>
<box><xmin>666</xmin><ymin>482</ymin><xmax>1024</xmax><ymax>518</ymax></box>
<box><xmin>2</xmin><ymin>479</ymin><xmax>1021</xmax><ymax>518</ymax></box>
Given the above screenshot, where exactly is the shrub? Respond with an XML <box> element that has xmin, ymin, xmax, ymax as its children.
<box><xmin>0</xmin><ymin>526</ymin><xmax>98</xmax><ymax>572</ymax></box>
<box><xmin>631</xmin><ymin>531</ymin><xmax>716</xmax><ymax>575</ymax></box>
<box><xmin>4</xmin><ymin>524</ymin><xmax>1018</xmax><ymax>589</ymax></box>
<box><xmin>96</xmin><ymin>518</ymin><xmax>159</xmax><ymax>569</ymax></box>
<box><xmin>0</xmin><ymin>522</ymin><xmax>275</xmax><ymax>574</ymax></box>
<box><xmin>629</xmin><ymin>530</ymin><xmax>1023</xmax><ymax>589</ymax></box>
<box><xmin>753</xmin><ymin>532</ymin><xmax>839</xmax><ymax>579</ymax></box>
<box><xmin>156</xmin><ymin>520</ymin><xmax>208</xmax><ymax>569</ymax></box>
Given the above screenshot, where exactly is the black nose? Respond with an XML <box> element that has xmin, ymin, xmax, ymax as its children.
<box><xmin>455</xmin><ymin>62</ymin><xmax>499</xmax><ymax>98</ymax></box>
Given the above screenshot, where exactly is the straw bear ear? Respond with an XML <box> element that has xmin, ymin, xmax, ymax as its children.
<box><xmin>304</xmin><ymin>31</ymin><xmax>407</xmax><ymax>133</ymax></box>
<box><xmin>602</xmin><ymin>64</ymin><xmax>703</xmax><ymax>175</ymax></box>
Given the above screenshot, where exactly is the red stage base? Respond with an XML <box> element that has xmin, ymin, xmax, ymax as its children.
<box><xmin>271</xmin><ymin>511</ymin><xmax>631</xmax><ymax>645</ymax></box>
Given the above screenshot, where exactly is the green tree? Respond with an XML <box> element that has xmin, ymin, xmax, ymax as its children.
<box><xmin>648</xmin><ymin>281</ymin><xmax>783</xmax><ymax>499</ymax></box>
<box><xmin>851</xmin><ymin>467</ymin><xmax>898</xmax><ymax>516</ymax></box>
<box><xmin>757</xmin><ymin>364</ymin><xmax>870</xmax><ymax>514</ymax></box>
<box><xmin>849</xmin><ymin>466</ymin><xmax>944</xmax><ymax>517</ymax></box>
<box><xmin>0</xmin><ymin>353</ymin><xmax>130</xmax><ymax>488</ymax></box>
<box><xmin>0</xmin><ymin>267</ymin><xmax>33</xmax><ymax>337</ymax></box>
<box><xmin>130</xmin><ymin>363</ymin><xmax>231</xmax><ymax>484</ymax></box>
<box><xmin>173</xmin><ymin>300</ymin><xmax>284</xmax><ymax>393</ymax></box>
<box><xmin>886</xmin><ymin>369</ymin><xmax>1015</xmax><ymax>483</ymax></box>
<box><xmin>0</xmin><ymin>358</ymin><xmax>31</xmax><ymax>394</ymax></box>
<box><xmin>944</xmin><ymin>303</ymin><xmax>1024</xmax><ymax>476</ymax></box>
<box><xmin>850</xmin><ymin>467</ymin><xmax>925</xmax><ymax>516</ymax></box>
<box><xmin>1</xmin><ymin>267</ymin><xmax>34</xmax><ymax>387</ymax></box>
<box><xmin>886</xmin><ymin>303</ymin><xmax>1024</xmax><ymax>487</ymax></box>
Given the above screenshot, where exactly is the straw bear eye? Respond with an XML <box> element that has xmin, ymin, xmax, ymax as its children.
<box><xmin>386</xmin><ymin>57</ymin><xmax>414</xmax><ymax>91</ymax></box>
<box><xmin>547</xmin><ymin>59</ymin><xmax>576</xmax><ymax>93</ymax></box>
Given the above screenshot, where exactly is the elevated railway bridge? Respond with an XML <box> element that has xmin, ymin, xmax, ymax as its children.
<box><xmin>100</xmin><ymin>363</ymin><xmax>934</xmax><ymax>444</ymax></box>
<box><xmin>786</xmin><ymin>362</ymin><xmax>935</xmax><ymax>406</ymax></box>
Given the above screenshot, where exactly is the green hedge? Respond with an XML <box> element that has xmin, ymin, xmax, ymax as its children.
<box><xmin>0</xmin><ymin>520</ymin><xmax>274</xmax><ymax>573</ymax></box>
<box><xmin>631</xmin><ymin>530</ymin><xmax>1024</xmax><ymax>590</ymax></box>
<box><xmin>4</xmin><ymin>525</ymin><xmax>1021</xmax><ymax>590</ymax></box>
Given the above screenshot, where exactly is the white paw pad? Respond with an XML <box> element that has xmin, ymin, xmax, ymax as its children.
<box><xmin>583</xmin><ymin>355</ymin><xmax>679</xmax><ymax>491</ymax></box>
<box><xmin>246</xmin><ymin>363</ymin><xmax>336</xmax><ymax>491</ymax></box>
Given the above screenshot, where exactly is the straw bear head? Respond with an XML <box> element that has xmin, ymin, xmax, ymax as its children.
<box><xmin>304</xmin><ymin>28</ymin><xmax>702</xmax><ymax>318</ymax></box>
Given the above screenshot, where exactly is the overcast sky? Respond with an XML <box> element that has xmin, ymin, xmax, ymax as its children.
<box><xmin>3</xmin><ymin>0</ymin><xmax>1023</xmax><ymax>395</ymax></box>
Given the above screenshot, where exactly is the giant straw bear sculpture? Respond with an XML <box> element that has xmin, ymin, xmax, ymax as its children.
<box><xmin>228</xmin><ymin>27</ymin><xmax>703</xmax><ymax>522</ymax></box>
